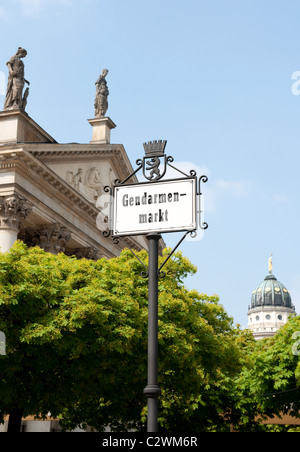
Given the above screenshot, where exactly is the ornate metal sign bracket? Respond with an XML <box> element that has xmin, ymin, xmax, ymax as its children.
<box><xmin>101</xmin><ymin>140</ymin><xmax>208</xmax><ymax>278</ymax></box>
<box><xmin>102</xmin><ymin>140</ymin><xmax>208</xmax><ymax>249</ymax></box>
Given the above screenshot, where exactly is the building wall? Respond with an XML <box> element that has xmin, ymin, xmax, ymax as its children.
<box><xmin>248</xmin><ymin>306</ymin><xmax>295</xmax><ymax>340</ymax></box>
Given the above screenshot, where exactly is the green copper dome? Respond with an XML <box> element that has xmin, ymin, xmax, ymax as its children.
<box><xmin>250</xmin><ymin>272</ymin><xmax>294</xmax><ymax>309</ymax></box>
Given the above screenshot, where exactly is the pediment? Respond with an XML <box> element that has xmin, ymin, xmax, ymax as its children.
<box><xmin>0</xmin><ymin>110</ymin><xmax>164</xmax><ymax>255</ymax></box>
<box><xmin>49</xmin><ymin>159</ymin><xmax>115</xmax><ymax>205</ymax></box>
<box><xmin>28</xmin><ymin>143</ymin><xmax>137</xmax><ymax>206</ymax></box>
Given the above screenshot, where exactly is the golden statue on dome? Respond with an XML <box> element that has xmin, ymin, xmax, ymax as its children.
<box><xmin>268</xmin><ymin>254</ymin><xmax>273</xmax><ymax>274</ymax></box>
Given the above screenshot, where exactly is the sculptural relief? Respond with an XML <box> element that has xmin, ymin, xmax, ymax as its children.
<box><xmin>94</xmin><ymin>69</ymin><xmax>109</xmax><ymax>117</ymax></box>
<box><xmin>66</xmin><ymin>166</ymin><xmax>103</xmax><ymax>202</ymax></box>
<box><xmin>84</xmin><ymin>167</ymin><xmax>103</xmax><ymax>199</ymax></box>
<box><xmin>3</xmin><ymin>47</ymin><xmax>30</xmax><ymax>111</ymax></box>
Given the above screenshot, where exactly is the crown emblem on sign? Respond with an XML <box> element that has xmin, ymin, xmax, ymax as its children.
<box><xmin>143</xmin><ymin>140</ymin><xmax>167</xmax><ymax>157</ymax></box>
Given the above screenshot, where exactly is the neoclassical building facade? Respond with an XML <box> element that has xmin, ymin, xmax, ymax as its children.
<box><xmin>0</xmin><ymin>109</ymin><xmax>150</xmax><ymax>258</ymax></box>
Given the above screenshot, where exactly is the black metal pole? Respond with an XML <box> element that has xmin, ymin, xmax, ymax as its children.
<box><xmin>144</xmin><ymin>233</ymin><xmax>161</xmax><ymax>432</ymax></box>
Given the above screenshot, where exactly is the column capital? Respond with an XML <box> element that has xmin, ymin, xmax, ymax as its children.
<box><xmin>0</xmin><ymin>194</ymin><xmax>32</xmax><ymax>230</ymax></box>
<box><xmin>20</xmin><ymin>223</ymin><xmax>71</xmax><ymax>254</ymax></box>
<box><xmin>66</xmin><ymin>247</ymin><xmax>103</xmax><ymax>261</ymax></box>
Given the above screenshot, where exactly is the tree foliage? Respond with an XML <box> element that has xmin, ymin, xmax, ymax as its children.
<box><xmin>230</xmin><ymin>316</ymin><xmax>300</xmax><ymax>431</ymax></box>
<box><xmin>0</xmin><ymin>241</ymin><xmax>242</xmax><ymax>431</ymax></box>
<box><xmin>0</xmin><ymin>241</ymin><xmax>299</xmax><ymax>432</ymax></box>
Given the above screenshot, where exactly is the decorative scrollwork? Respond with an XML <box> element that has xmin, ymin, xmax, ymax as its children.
<box><xmin>199</xmin><ymin>175</ymin><xmax>208</xmax><ymax>188</ymax></box>
<box><xmin>102</xmin><ymin>229</ymin><xmax>110</xmax><ymax>238</ymax></box>
<box><xmin>103</xmin><ymin>185</ymin><xmax>111</xmax><ymax>193</ymax></box>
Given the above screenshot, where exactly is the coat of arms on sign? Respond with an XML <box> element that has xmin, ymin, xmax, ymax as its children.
<box><xmin>142</xmin><ymin>140</ymin><xmax>167</xmax><ymax>181</ymax></box>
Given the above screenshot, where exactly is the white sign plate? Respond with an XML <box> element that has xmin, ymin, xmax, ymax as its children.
<box><xmin>113</xmin><ymin>177</ymin><xmax>197</xmax><ymax>236</ymax></box>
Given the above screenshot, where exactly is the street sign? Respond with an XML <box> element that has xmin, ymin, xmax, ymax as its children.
<box><xmin>113</xmin><ymin>177</ymin><xmax>197</xmax><ymax>236</ymax></box>
<box><xmin>102</xmin><ymin>139</ymin><xmax>208</xmax><ymax>433</ymax></box>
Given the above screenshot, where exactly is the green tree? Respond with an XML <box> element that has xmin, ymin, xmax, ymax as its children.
<box><xmin>231</xmin><ymin>316</ymin><xmax>300</xmax><ymax>431</ymax></box>
<box><xmin>0</xmin><ymin>241</ymin><xmax>242</xmax><ymax>432</ymax></box>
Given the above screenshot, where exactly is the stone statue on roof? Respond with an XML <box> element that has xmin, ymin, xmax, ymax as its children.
<box><xmin>94</xmin><ymin>69</ymin><xmax>109</xmax><ymax>117</ymax></box>
<box><xmin>3</xmin><ymin>47</ymin><xmax>30</xmax><ymax>111</ymax></box>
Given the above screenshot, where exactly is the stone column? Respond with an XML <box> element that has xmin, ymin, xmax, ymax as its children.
<box><xmin>0</xmin><ymin>195</ymin><xmax>32</xmax><ymax>252</ymax></box>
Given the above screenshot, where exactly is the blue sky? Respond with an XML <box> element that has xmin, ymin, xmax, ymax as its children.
<box><xmin>1</xmin><ymin>0</ymin><xmax>300</xmax><ymax>326</ymax></box>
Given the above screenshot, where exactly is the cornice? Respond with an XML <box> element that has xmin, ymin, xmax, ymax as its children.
<box><xmin>25</xmin><ymin>143</ymin><xmax>139</xmax><ymax>184</ymax></box>
<box><xmin>0</xmin><ymin>149</ymin><xmax>148</xmax><ymax>253</ymax></box>
<box><xmin>0</xmin><ymin>149</ymin><xmax>98</xmax><ymax>220</ymax></box>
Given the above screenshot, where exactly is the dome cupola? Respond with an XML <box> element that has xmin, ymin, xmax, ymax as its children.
<box><xmin>250</xmin><ymin>271</ymin><xmax>293</xmax><ymax>309</ymax></box>
<box><xmin>248</xmin><ymin>255</ymin><xmax>296</xmax><ymax>339</ymax></box>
